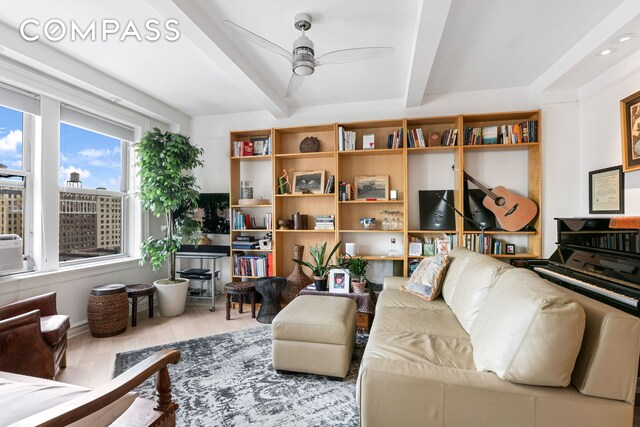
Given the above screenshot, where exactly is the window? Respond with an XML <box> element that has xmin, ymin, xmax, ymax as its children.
<box><xmin>59</xmin><ymin>105</ymin><xmax>133</xmax><ymax>263</ymax></box>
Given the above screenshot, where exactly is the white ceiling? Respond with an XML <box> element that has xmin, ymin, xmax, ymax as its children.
<box><xmin>0</xmin><ymin>0</ymin><xmax>637</xmax><ymax>119</ymax></box>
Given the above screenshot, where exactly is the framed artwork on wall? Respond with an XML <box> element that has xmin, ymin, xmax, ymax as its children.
<box><xmin>620</xmin><ymin>89</ymin><xmax>640</xmax><ymax>172</ymax></box>
<box><xmin>589</xmin><ymin>165</ymin><xmax>624</xmax><ymax>214</ymax></box>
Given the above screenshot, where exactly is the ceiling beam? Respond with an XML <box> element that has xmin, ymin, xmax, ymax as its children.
<box><xmin>404</xmin><ymin>0</ymin><xmax>452</xmax><ymax>108</ymax></box>
<box><xmin>530</xmin><ymin>0</ymin><xmax>640</xmax><ymax>94</ymax></box>
<box><xmin>148</xmin><ymin>0</ymin><xmax>289</xmax><ymax>119</ymax></box>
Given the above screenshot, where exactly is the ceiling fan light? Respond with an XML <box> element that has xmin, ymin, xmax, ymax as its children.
<box><xmin>294</xmin><ymin>64</ymin><xmax>314</xmax><ymax>76</ymax></box>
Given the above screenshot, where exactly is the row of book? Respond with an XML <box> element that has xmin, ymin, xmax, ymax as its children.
<box><xmin>338</xmin><ymin>181</ymin><xmax>352</xmax><ymax>201</ymax></box>
<box><xmin>574</xmin><ymin>233</ymin><xmax>638</xmax><ymax>253</ymax></box>
<box><xmin>231</xmin><ymin>209</ymin><xmax>271</xmax><ymax>230</ymax></box>
<box><xmin>463</xmin><ymin>120</ymin><xmax>538</xmax><ymax>145</ymax></box>
<box><xmin>324</xmin><ymin>175</ymin><xmax>335</xmax><ymax>194</ymax></box>
<box><xmin>407</xmin><ymin>128</ymin><xmax>458</xmax><ymax>148</ymax></box>
<box><xmin>338</xmin><ymin>127</ymin><xmax>358</xmax><ymax>151</ymax></box>
<box><xmin>315</xmin><ymin>215</ymin><xmax>335</xmax><ymax>230</ymax></box>
<box><xmin>387</xmin><ymin>128</ymin><xmax>403</xmax><ymax>149</ymax></box>
<box><xmin>232</xmin><ymin>253</ymin><xmax>273</xmax><ymax>277</ymax></box>
<box><xmin>231</xmin><ymin>136</ymin><xmax>272</xmax><ymax>157</ymax></box>
<box><xmin>463</xmin><ymin>234</ymin><xmax>511</xmax><ymax>255</ymax></box>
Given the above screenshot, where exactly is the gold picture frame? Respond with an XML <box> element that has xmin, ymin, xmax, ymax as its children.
<box><xmin>620</xmin><ymin>89</ymin><xmax>640</xmax><ymax>172</ymax></box>
<box><xmin>292</xmin><ymin>170</ymin><xmax>325</xmax><ymax>194</ymax></box>
<box><xmin>354</xmin><ymin>175</ymin><xmax>389</xmax><ymax>200</ymax></box>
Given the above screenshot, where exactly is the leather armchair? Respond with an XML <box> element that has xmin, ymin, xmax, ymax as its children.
<box><xmin>0</xmin><ymin>292</ymin><xmax>70</xmax><ymax>379</ymax></box>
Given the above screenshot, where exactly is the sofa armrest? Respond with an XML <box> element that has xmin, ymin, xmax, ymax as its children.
<box><xmin>383</xmin><ymin>276</ymin><xmax>407</xmax><ymax>290</ymax></box>
<box><xmin>0</xmin><ymin>310</ymin><xmax>55</xmax><ymax>379</ymax></box>
<box><xmin>13</xmin><ymin>349</ymin><xmax>181</xmax><ymax>427</ymax></box>
<box><xmin>0</xmin><ymin>292</ymin><xmax>58</xmax><ymax>319</ymax></box>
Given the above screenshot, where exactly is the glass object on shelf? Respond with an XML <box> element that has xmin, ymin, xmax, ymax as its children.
<box><xmin>381</xmin><ymin>210</ymin><xmax>390</xmax><ymax>230</ymax></box>
<box><xmin>240</xmin><ymin>180</ymin><xmax>253</xmax><ymax>199</ymax></box>
<box><xmin>387</xmin><ymin>238</ymin><xmax>401</xmax><ymax>257</ymax></box>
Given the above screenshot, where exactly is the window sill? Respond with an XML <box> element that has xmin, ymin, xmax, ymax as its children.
<box><xmin>0</xmin><ymin>256</ymin><xmax>145</xmax><ymax>287</ymax></box>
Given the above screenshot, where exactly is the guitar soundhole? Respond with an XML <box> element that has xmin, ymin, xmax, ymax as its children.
<box><xmin>495</xmin><ymin>197</ymin><xmax>506</xmax><ymax>207</ymax></box>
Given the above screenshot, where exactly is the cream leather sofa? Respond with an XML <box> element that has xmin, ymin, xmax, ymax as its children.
<box><xmin>356</xmin><ymin>248</ymin><xmax>640</xmax><ymax>427</ymax></box>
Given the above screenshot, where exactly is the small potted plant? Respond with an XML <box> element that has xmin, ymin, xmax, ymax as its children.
<box><xmin>292</xmin><ymin>241</ymin><xmax>341</xmax><ymax>291</ymax></box>
<box><xmin>136</xmin><ymin>128</ymin><xmax>204</xmax><ymax>317</ymax></box>
<box><xmin>348</xmin><ymin>257</ymin><xmax>369</xmax><ymax>293</ymax></box>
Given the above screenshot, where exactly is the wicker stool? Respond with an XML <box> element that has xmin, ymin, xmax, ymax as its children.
<box><xmin>88</xmin><ymin>284</ymin><xmax>128</xmax><ymax>338</ymax></box>
<box><xmin>255</xmin><ymin>277</ymin><xmax>287</xmax><ymax>324</ymax></box>
<box><xmin>224</xmin><ymin>281</ymin><xmax>256</xmax><ymax>321</ymax></box>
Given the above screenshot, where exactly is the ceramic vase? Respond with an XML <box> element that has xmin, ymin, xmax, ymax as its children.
<box><xmin>283</xmin><ymin>245</ymin><xmax>313</xmax><ymax>303</ymax></box>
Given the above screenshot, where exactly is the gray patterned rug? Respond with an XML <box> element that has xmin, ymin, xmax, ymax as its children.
<box><xmin>114</xmin><ymin>325</ymin><xmax>368</xmax><ymax>426</ymax></box>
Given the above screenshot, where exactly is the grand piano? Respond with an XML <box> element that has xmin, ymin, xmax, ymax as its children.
<box><xmin>519</xmin><ymin>217</ymin><xmax>640</xmax><ymax>316</ymax></box>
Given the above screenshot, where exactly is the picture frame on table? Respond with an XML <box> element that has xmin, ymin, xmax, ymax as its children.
<box><xmin>292</xmin><ymin>170</ymin><xmax>325</xmax><ymax>194</ymax></box>
<box><xmin>328</xmin><ymin>269</ymin><xmax>350</xmax><ymax>294</ymax></box>
<box><xmin>620</xmin><ymin>89</ymin><xmax>640</xmax><ymax>172</ymax></box>
<box><xmin>588</xmin><ymin>166</ymin><xmax>624</xmax><ymax>214</ymax></box>
<box><xmin>354</xmin><ymin>175</ymin><xmax>389</xmax><ymax>200</ymax></box>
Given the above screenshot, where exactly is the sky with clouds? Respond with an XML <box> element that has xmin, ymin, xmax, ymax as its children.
<box><xmin>0</xmin><ymin>104</ymin><xmax>121</xmax><ymax>191</ymax></box>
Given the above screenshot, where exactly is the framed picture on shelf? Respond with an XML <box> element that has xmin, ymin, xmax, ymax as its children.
<box><xmin>329</xmin><ymin>269</ymin><xmax>350</xmax><ymax>294</ymax></box>
<box><xmin>588</xmin><ymin>166</ymin><xmax>624</xmax><ymax>214</ymax></box>
<box><xmin>620</xmin><ymin>89</ymin><xmax>640</xmax><ymax>172</ymax></box>
<box><xmin>250</xmin><ymin>135</ymin><xmax>269</xmax><ymax>156</ymax></box>
<box><xmin>506</xmin><ymin>244</ymin><xmax>515</xmax><ymax>254</ymax></box>
<box><xmin>435</xmin><ymin>237</ymin><xmax>451</xmax><ymax>255</ymax></box>
<box><xmin>354</xmin><ymin>175</ymin><xmax>389</xmax><ymax>200</ymax></box>
<box><xmin>408</xmin><ymin>242</ymin><xmax>423</xmax><ymax>257</ymax></box>
<box><xmin>292</xmin><ymin>170</ymin><xmax>325</xmax><ymax>194</ymax></box>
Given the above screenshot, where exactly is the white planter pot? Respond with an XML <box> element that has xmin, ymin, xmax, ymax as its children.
<box><xmin>154</xmin><ymin>278</ymin><xmax>189</xmax><ymax>317</ymax></box>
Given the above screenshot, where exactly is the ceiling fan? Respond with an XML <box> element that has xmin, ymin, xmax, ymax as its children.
<box><xmin>223</xmin><ymin>13</ymin><xmax>393</xmax><ymax>97</ymax></box>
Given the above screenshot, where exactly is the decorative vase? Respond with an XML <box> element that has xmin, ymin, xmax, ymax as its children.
<box><xmin>314</xmin><ymin>276</ymin><xmax>328</xmax><ymax>292</ymax></box>
<box><xmin>352</xmin><ymin>280</ymin><xmax>367</xmax><ymax>294</ymax></box>
<box><xmin>283</xmin><ymin>245</ymin><xmax>313</xmax><ymax>303</ymax></box>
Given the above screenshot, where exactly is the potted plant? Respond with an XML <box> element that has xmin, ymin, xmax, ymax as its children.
<box><xmin>348</xmin><ymin>257</ymin><xmax>369</xmax><ymax>293</ymax></box>
<box><xmin>136</xmin><ymin>128</ymin><xmax>204</xmax><ymax>317</ymax></box>
<box><xmin>292</xmin><ymin>241</ymin><xmax>341</xmax><ymax>291</ymax></box>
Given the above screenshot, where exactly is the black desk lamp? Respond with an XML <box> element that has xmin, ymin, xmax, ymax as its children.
<box><xmin>435</xmin><ymin>192</ymin><xmax>487</xmax><ymax>254</ymax></box>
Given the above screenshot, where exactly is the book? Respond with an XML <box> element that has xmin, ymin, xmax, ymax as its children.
<box><xmin>338</xmin><ymin>126</ymin><xmax>345</xmax><ymax>151</ymax></box>
<box><xmin>241</xmin><ymin>141</ymin><xmax>253</xmax><ymax>156</ymax></box>
<box><xmin>482</xmin><ymin>126</ymin><xmax>498</xmax><ymax>144</ymax></box>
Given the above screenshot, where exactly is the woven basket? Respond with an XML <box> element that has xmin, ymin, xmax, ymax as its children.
<box><xmin>299</xmin><ymin>136</ymin><xmax>320</xmax><ymax>153</ymax></box>
<box><xmin>238</xmin><ymin>197</ymin><xmax>270</xmax><ymax>206</ymax></box>
<box><xmin>88</xmin><ymin>289</ymin><xmax>128</xmax><ymax>338</ymax></box>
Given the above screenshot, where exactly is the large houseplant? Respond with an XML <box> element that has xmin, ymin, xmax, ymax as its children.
<box><xmin>136</xmin><ymin>128</ymin><xmax>204</xmax><ymax>317</ymax></box>
<box><xmin>292</xmin><ymin>241</ymin><xmax>341</xmax><ymax>291</ymax></box>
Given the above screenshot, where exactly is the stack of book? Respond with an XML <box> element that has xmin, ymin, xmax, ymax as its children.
<box><xmin>386</xmin><ymin>128</ymin><xmax>403</xmax><ymax>149</ymax></box>
<box><xmin>324</xmin><ymin>175</ymin><xmax>335</xmax><ymax>194</ymax></box>
<box><xmin>440</xmin><ymin>129</ymin><xmax>458</xmax><ymax>146</ymax></box>
<box><xmin>499</xmin><ymin>121</ymin><xmax>538</xmax><ymax>144</ymax></box>
<box><xmin>232</xmin><ymin>236</ymin><xmax>259</xmax><ymax>250</ymax></box>
<box><xmin>463</xmin><ymin>127</ymin><xmax>484</xmax><ymax>145</ymax></box>
<box><xmin>232</xmin><ymin>209</ymin><xmax>270</xmax><ymax>230</ymax></box>
<box><xmin>232</xmin><ymin>254</ymin><xmax>269</xmax><ymax>277</ymax></box>
<box><xmin>407</xmin><ymin>128</ymin><xmax>426</xmax><ymax>147</ymax></box>
<box><xmin>338</xmin><ymin>181</ymin><xmax>352</xmax><ymax>201</ymax></box>
<box><xmin>338</xmin><ymin>127</ymin><xmax>357</xmax><ymax>151</ymax></box>
<box><xmin>315</xmin><ymin>215</ymin><xmax>335</xmax><ymax>230</ymax></box>
<box><xmin>231</xmin><ymin>136</ymin><xmax>272</xmax><ymax>157</ymax></box>
<box><xmin>463</xmin><ymin>234</ymin><xmax>506</xmax><ymax>254</ymax></box>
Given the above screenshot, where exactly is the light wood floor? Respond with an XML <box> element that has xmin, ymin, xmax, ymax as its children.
<box><xmin>58</xmin><ymin>295</ymin><xmax>260</xmax><ymax>388</ymax></box>
<box><xmin>58</xmin><ymin>297</ymin><xmax>640</xmax><ymax>427</ymax></box>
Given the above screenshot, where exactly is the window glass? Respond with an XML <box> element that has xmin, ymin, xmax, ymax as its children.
<box><xmin>0</xmin><ymin>105</ymin><xmax>24</xmax><ymax>240</ymax></box>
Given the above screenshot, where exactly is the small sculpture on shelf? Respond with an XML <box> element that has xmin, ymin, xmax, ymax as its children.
<box><xmin>278</xmin><ymin>169</ymin><xmax>292</xmax><ymax>194</ymax></box>
<box><xmin>299</xmin><ymin>136</ymin><xmax>320</xmax><ymax>153</ymax></box>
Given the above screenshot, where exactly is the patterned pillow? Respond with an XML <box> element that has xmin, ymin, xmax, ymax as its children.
<box><xmin>401</xmin><ymin>254</ymin><xmax>450</xmax><ymax>301</ymax></box>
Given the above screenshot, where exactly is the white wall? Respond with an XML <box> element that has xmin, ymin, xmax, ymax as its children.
<box><xmin>191</xmin><ymin>86</ymin><xmax>541</xmax><ymax>283</ymax></box>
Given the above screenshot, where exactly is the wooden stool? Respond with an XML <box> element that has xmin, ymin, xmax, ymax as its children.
<box><xmin>88</xmin><ymin>284</ymin><xmax>128</xmax><ymax>338</ymax></box>
<box><xmin>125</xmin><ymin>284</ymin><xmax>156</xmax><ymax>327</ymax></box>
<box><xmin>224</xmin><ymin>281</ymin><xmax>256</xmax><ymax>320</ymax></box>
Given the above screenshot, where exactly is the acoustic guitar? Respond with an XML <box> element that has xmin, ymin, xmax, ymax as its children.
<box><xmin>464</xmin><ymin>172</ymin><xmax>538</xmax><ymax>232</ymax></box>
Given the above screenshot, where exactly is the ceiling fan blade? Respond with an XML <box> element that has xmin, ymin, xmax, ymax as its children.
<box><xmin>285</xmin><ymin>74</ymin><xmax>304</xmax><ymax>98</ymax></box>
<box><xmin>222</xmin><ymin>20</ymin><xmax>292</xmax><ymax>62</ymax></box>
<box><xmin>315</xmin><ymin>47</ymin><xmax>393</xmax><ymax>66</ymax></box>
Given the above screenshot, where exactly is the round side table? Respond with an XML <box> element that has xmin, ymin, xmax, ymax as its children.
<box><xmin>255</xmin><ymin>277</ymin><xmax>287</xmax><ymax>324</ymax></box>
<box><xmin>125</xmin><ymin>284</ymin><xmax>156</xmax><ymax>327</ymax></box>
<box><xmin>224</xmin><ymin>281</ymin><xmax>256</xmax><ymax>320</ymax></box>
<box><xmin>88</xmin><ymin>284</ymin><xmax>128</xmax><ymax>338</ymax></box>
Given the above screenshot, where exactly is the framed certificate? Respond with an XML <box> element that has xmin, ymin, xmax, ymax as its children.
<box><xmin>589</xmin><ymin>166</ymin><xmax>624</xmax><ymax>214</ymax></box>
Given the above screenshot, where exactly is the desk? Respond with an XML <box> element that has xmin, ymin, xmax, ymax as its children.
<box><xmin>298</xmin><ymin>288</ymin><xmax>377</xmax><ymax>332</ymax></box>
<box><xmin>176</xmin><ymin>247</ymin><xmax>229</xmax><ymax>312</ymax></box>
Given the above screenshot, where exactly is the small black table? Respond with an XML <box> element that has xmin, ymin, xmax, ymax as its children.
<box><xmin>254</xmin><ymin>277</ymin><xmax>287</xmax><ymax>324</ymax></box>
<box><xmin>125</xmin><ymin>284</ymin><xmax>156</xmax><ymax>327</ymax></box>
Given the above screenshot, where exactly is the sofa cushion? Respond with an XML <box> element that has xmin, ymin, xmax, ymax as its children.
<box><xmin>0</xmin><ymin>371</ymin><xmax>137</xmax><ymax>426</ymax></box>
<box><xmin>450</xmin><ymin>255</ymin><xmax>511</xmax><ymax>333</ymax></box>
<box><xmin>372</xmin><ymin>301</ymin><xmax>468</xmax><ymax>340</ymax></box>
<box><xmin>471</xmin><ymin>268</ymin><xmax>586</xmax><ymax>387</ymax></box>
<box><xmin>40</xmin><ymin>315</ymin><xmax>70</xmax><ymax>346</ymax></box>
<box><xmin>441</xmin><ymin>247</ymin><xmax>478</xmax><ymax>306</ymax></box>
<box><xmin>401</xmin><ymin>254</ymin><xmax>450</xmax><ymax>301</ymax></box>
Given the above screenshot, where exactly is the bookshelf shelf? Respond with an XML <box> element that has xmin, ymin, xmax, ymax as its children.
<box><xmin>275</xmin><ymin>229</ymin><xmax>335</xmax><ymax>233</ymax></box>
<box><xmin>462</xmin><ymin>142</ymin><xmax>539</xmax><ymax>151</ymax></box>
<box><xmin>358</xmin><ymin>255</ymin><xmax>404</xmax><ymax>261</ymax></box>
<box><xmin>462</xmin><ymin>230</ymin><xmax>536</xmax><ymax>235</ymax></box>
<box><xmin>339</xmin><ymin>200</ymin><xmax>404</xmax><ymax>204</ymax></box>
<box><xmin>338</xmin><ymin>148</ymin><xmax>403</xmax><ymax>157</ymax></box>
<box><xmin>231</xmin><ymin>229</ymin><xmax>271</xmax><ymax>232</ymax></box>
<box><xmin>231</xmin><ymin>249</ymin><xmax>273</xmax><ymax>253</ymax></box>
<box><xmin>408</xmin><ymin>230</ymin><xmax>457</xmax><ymax>234</ymax></box>
<box><xmin>275</xmin><ymin>152</ymin><xmax>334</xmax><ymax>159</ymax></box>
<box><xmin>339</xmin><ymin>229</ymin><xmax>405</xmax><ymax>233</ymax></box>
<box><xmin>230</xmin><ymin>156</ymin><xmax>272</xmax><ymax>161</ymax></box>
<box><xmin>407</xmin><ymin>146</ymin><xmax>457</xmax><ymax>153</ymax></box>
<box><xmin>230</xmin><ymin>204</ymin><xmax>272</xmax><ymax>208</ymax></box>
<box><xmin>275</xmin><ymin>193</ymin><xmax>334</xmax><ymax>198</ymax></box>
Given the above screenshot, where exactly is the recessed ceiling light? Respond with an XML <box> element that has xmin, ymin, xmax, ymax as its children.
<box><xmin>600</xmin><ymin>49</ymin><xmax>613</xmax><ymax>56</ymax></box>
<box><xmin>109</xmin><ymin>97</ymin><xmax>121</xmax><ymax>103</ymax></box>
<box><xmin>616</xmin><ymin>33</ymin><xmax>635</xmax><ymax>43</ymax></box>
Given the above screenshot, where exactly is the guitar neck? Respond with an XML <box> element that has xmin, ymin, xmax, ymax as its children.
<box><xmin>464</xmin><ymin>172</ymin><xmax>497</xmax><ymax>201</ymax></box>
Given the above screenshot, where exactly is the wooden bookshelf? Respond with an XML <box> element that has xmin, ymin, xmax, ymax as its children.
<box><xmin>229</xmin><ymin>110</ymin><xmax>542</xmax><ymax>279</ymax></box>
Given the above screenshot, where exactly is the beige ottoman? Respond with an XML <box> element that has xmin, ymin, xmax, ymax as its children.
<box><xmin>272</xmin><ymin>295</ymin><xmax>357</xmax><ymax>378</ymax></box>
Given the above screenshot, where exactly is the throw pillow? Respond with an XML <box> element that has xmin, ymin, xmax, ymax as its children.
<box><xmin>401</xmin><ymin>254</ymin><xmax>450</xmax><ymax>301</ymax></box>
